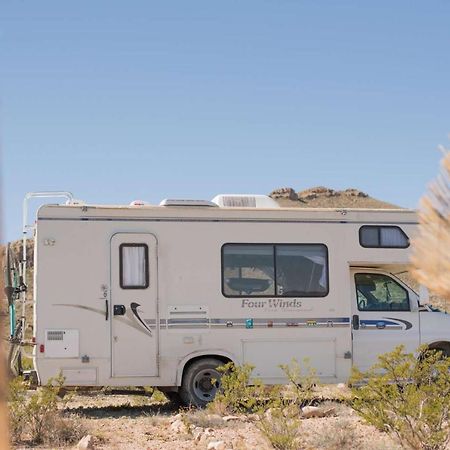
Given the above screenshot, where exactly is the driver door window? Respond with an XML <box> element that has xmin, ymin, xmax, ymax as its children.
<box><xmin>355</xmin><ymin>273</ymin><xmax>410</xmax><ymax>312</ymax></box>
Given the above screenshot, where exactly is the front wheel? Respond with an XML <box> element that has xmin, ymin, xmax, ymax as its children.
<box><xmin>179</xmin><ymin>358</ymin><xmax>223</xmax><ymax>407</ymax></box>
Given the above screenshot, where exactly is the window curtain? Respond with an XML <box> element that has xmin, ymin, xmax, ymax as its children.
<box><xmin>122</xmin><ymin>246</ymin><xmax>146</xmax><ymax>287</ymax></box>
<box><xmin>380</xmin><ymin>228</ymin><xmax>408</xmax><ymax>247</ymax></box>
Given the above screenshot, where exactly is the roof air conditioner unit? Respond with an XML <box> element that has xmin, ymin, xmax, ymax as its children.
<box><xmin>211</xmin><ymin>194</ymin><xmax>280</xmax><ymax>208</ymax></box>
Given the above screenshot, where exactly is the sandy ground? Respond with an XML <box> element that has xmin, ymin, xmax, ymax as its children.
<box><xmin>48</xmin><ymin>390</ymin><xmax>401</xmax><ymax>450</ymax></box>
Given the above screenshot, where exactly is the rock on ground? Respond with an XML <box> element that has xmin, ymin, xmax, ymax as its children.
<box><xmin>77</xmin><ymin>434</ymin><xmax>94</xmax><ymax>449</ymax></box>
<box><xmin>207</xmin><ymin>441</ymin><xmax>227</xmax><ymax>450</ymax></box>
<box><xmin>301</xmin><ymin>405</ymin><xmax>336</xmax><ymax>418</ymax></box>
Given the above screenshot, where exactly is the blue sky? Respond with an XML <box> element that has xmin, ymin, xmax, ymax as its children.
<box><xmin>1</xmin><ymin>1</ymin><xmax>449</xmax><ymax>241</ymax></box>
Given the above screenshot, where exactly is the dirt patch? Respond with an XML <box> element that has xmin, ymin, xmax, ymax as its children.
<box><xmin>25</xmin><ymin>392</ymin><xmax>401</xmax><ymax>450</ymax></box>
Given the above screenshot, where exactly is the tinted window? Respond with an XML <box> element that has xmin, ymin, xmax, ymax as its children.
<box><xmin>355</xmin><ymin>273</ymin><xmax>410</xmax><ymax>311</ymax></box>
<box><xmin>222</xmin><ymin>244</ymin><xmax>328</xmax><ymax>298</ymax></box>
<box><xmin>222</xmin><ymin>245</ymin><xmax>275</xmax><ymax>296</ymax></box>
<box><xmin>275</xmin><ymin>245</ymin><xmax>328</xmax><ymax>297</ymax></box>
<box><xmin>359</xmin><ymin>226</ymin><xmax>409</xmax><ymax>248</ymax></box>
<box><xmin>120</xmin><ymin>244</ymin><xmax>149</xmax><ymax>289</ymax></box>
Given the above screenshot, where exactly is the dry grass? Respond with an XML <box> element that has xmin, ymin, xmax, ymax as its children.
<box><xmin>412</xmin><ymin>150</ymin><xmax>450</xmax><ymax>304</ymax></box>
<box><xmin>258</xmin><ymin>408</ymin><xmax>301</xmax><ymax>450</ymax></box>
<box><xmin>183</xmin><ymin>409</ymin><xmax>227</xmax><ymax>429</ymax></box>
<box><xmin>303</xmin><ymin>417</ymin><xmax>398</xmax><ymax>450</ymax></box>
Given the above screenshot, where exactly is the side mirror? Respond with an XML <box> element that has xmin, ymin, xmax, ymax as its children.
<box><xmin>419</xmin><ymin>285</ymin><xmax>430</xmax><ymax>305</ymax></box>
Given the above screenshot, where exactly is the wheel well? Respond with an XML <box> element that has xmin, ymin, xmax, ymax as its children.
<box><xmin>181</xmin><ymin>355</ymin><xmax>232</xmax><ymax>383</ymax></box>
<box><xmin>427</xmin><ymin>341</ymin><xmax>450</xmax><ymax>356</ymax></box>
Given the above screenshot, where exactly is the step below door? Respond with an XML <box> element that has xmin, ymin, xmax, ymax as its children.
<box><xmin>110</xmin><ymin>233</ymin><xmax>158</xmax><ymax>377</ymax></box>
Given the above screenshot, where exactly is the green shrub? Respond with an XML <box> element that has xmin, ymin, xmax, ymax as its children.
<box><xmin>208</xmin><ymin>362</ymin><xmax>266</xmax><ymax>413</ymax></box>
<box><xmin>8</xmin><ymin>376</ymin><xmax>28</xmax><ymax>442</ymax></box>
<box><xmin>209</xmin><ymin>359</ymin><xmax>319</xmax><ymax>415</ymax></box>
<box><xmin>8</xmin><ymin>374</ymin><xmax>86</xmax><ymax>445</ymax></box>
<box><xmin>279</xmin><ymin>358</ymin><xmax>318</xmax><ymax>407</ymax></box>
<box><xmin>351</xmin><ymin>345</ymin><xmax>450</xmax><ymax>450</ymax></box>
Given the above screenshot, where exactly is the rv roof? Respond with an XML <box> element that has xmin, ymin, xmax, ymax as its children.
<box><xmin>159</xmin><ymin>199</ymin><xmax>218</xmax><ymax>207</ymax></box>
<box><xmin>37</xmin><ymin>202</ymin><xmax>417</xmax><ymax>225</ymax></box>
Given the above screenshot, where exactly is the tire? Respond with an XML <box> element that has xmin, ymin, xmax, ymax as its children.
<box><xmin>432</xmin><ymin>347</ymin><xmax>450</xmax><ymax>358</ymax></box>
<box><xmin>164</xmin><ymin>391</ymin><xmax>183</xmax><ymax>407</ymax></box>
<box><xmin>179</xmin><ymin>358</ymin><xmax>223</xmax><ymax>407</ymax></box>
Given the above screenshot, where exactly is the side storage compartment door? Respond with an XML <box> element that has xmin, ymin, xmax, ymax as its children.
<box><xmin>351</xmin><ymin>269</ymin><xmax>420</xmax><ymax>372</ymax></box>
<box><xmin>110</xmin><ymin>233</ymin><xmax>158</xmax><ymax>377</ymax></box>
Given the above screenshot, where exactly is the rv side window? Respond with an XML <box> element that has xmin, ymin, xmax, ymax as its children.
<box><xmin>222</xmin><ymin>245</ymin><xmax>275</xmax><ymax>296</ymax></box>
<box><xmin>275</xmin><ymin>245</ymin><xmax>328</xmax><ymax>297</ymax></box>
<box><xmin>222</xmin><ymin>244</ymin><xmax>329</xmax><ymax>298</ymax></box>
<box><xmin>120</xmin><ymin>244</ymin><xmax>149</xmax><ymax>289</ymax></box>
<box><xmin>355</xmin><ymin>273</ymin><xmax>410</xmax><ymax>312</ymax></box>
<box><xmin>359</xmin><ymin>226</ymin><xmax>409</xmax><ymax>248</ymax></box>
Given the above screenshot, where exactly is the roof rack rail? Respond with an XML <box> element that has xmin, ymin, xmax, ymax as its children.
<box><xmin>159</xmin><ymin>199</ymin><xmax>218</xmax><ymax>207</ymax></box>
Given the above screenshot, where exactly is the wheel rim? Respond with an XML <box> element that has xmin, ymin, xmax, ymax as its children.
<box><xmin>192</xmin><ymin>368</ymin><xmax>221</xmax><ymax>402</ymax></box>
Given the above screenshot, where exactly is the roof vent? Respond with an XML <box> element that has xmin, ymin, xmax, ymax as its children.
<box><xmin>130</xmin><ymin>200</ymin><xmax>150</xmax><ymax>206</ymax></box>
<box><xmin>159</xmin><ymin>199</ymin><xmax>218</xmax><ymax>207</ymax></box>
<box><xmin>66</xmin><ymin>199</ymin><xmax>86</xmax><ymax>206</ymax></box>
<box><xmin>211</xmin><ymin>194</ymin><xmax>280</xmax><ymax>208</ymax></box>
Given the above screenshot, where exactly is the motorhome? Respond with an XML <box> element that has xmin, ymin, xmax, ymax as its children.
<box><xmin>5</xmin><ymin>191</ymin><xmax>450</xmax><ymax>406</ymax></box>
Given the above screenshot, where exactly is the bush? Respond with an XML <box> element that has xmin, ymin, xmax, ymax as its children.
<box><xmin>8</xmin><ymin>374</ymin><xmax>86</xmax><ymax>445</ymax></box>
<box><xmin>209</xmin><ymin>359</ymin><xmax>319</xmax><ymax>415</ymax></box>
<box><xmin>351</xmin><ymin>345</ymin><xmax>450</xmax><ymax>450</ymax></box>
<box><xmin>258</xmin><ymin>407</ymin><xmax>301</xmax><ymax>450</ymax></box>
<box><xmin>8</xmin><ymin>376</ymin><xmax>28</xmax><ymax>442</ymax></box>
<box><xmin>257</xmin><ymin>358</ymin><xmax>320</xmax><ymax>449</ymax></box>
<box><xmin>279</xmin><ymin>358</ymin><xmax>318</xmax><ymax>407</ymax></box>
<box><xmin>208</xmin><ymin>362</ymin><xmax>266</xmax><ymax>414</ymax></box>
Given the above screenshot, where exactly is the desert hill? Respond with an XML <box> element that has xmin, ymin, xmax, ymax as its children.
<box><xmin>270</xmin><ymin>186</ymin><xmax>400</xmax><ymax>209</ymax></box>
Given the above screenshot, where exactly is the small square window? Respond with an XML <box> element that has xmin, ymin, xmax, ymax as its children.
<box><xmin>120</xmin><ymin>244</ymin><xmax>149</xmax><ymax>289</ymax></box>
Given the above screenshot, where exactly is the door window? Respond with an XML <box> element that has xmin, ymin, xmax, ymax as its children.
<box><xmin>119</xmin><ymin>244</ymin><xmax>149</xmax><ymax>289</ymax></box>
<box><xmin>355</xmin><ymin>273</ymin><xmax>410</xmax><ymax>312</ymax></box>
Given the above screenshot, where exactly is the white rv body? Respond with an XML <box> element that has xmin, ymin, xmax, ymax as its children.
<box><xmin>29</xmin><ymin>198</ymin><xmax>450</xmax><ymax>397</ymax></box>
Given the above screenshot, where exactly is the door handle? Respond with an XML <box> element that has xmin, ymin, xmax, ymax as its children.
<box><xmin>352</xmin><ymin>314</ymin><xmax>360</xmax><ymax>330</ymax></box>
<box><xmin>114</xmin><ymin>305</ymin><xmax>126</xmax><ymax>316</ymax></box>
<box><xmin>105</xmin><ymin>299</ymin><xmax>109</xmax><ymax>321</ymax></box>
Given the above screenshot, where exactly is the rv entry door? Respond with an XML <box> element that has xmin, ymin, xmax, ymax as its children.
<box><xmin>110</xmin><ymin>233</ymin><xmax>158</xmax><ymax>377</ymax></box>
<box><xmin>350</xmin><ymin>269</ymin><xmax>419</xmax><ymax>372</ymax></box>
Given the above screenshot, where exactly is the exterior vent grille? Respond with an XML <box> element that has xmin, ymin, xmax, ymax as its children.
<box><xmin>211</xmin><ymin>194</ymin><xmax>280</xmax><ymax>209</ymax></box>
<box><xmin>47</xmin><ymin>330</ymin><xmax>64</xmax><ymax>341</ymax></box>
<box><xmin>221</xmin><ymin>196</ymin><xmax>256</xmax><ymax>207</ymax></box>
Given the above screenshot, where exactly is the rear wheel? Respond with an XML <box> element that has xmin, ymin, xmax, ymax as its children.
<box><xmin>179</xmin><ymin>358</ymin><xmax>223</xmax><ymax>407</ymax></box>
<box><xmin>164</xmin><ymin>391</ymin><xmax>183</xmax><ymax>407</ymax></box>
